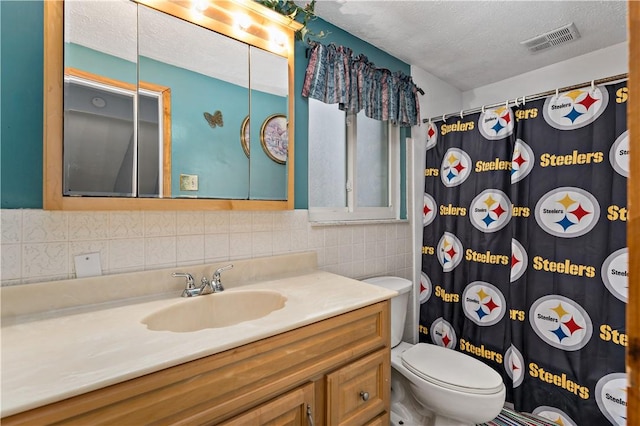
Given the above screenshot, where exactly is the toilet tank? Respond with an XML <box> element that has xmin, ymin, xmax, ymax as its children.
<box><xmin>362</xmin><ymin>276</ymin><xmax>412</xmax><ymax>347</ymax></box>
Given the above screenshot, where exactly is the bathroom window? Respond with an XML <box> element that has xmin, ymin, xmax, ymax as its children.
<box><xmin>308</xmin><ymin>98</ymin><xmax>400</xmax><ymax>222</ymax></box>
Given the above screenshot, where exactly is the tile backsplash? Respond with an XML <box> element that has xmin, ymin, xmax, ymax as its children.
<box><xmin>1</xmin><ymin>209</ymin><xmax>412</xmax><ymax>286</ymax></box>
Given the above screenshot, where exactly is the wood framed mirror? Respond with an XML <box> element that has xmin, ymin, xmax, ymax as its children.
<box><xmin>43</xmin><ymin>0</ymin><xmax>300</xmax><ymax>211</ymax></box>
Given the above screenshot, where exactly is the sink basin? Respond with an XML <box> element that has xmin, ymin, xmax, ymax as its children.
<box><xmin>141</xmin><ymin>290</ymin><xmax>287</xmax><ymax>332</ymax></box>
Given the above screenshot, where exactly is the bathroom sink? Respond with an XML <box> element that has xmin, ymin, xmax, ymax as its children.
<box><xmin>141</xmin><ymin>290</ymin><xmax>287</xmax><ymax>332</ymax></box>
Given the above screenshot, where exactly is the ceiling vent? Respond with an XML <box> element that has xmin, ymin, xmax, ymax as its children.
<box><xmin>520</xmin><ymin>23</ymin><xmax>581</xmax><ymax>53</ymax></box>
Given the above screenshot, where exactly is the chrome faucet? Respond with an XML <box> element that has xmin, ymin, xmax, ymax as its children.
<box><xmin>171</xmin><ymin>264</ymin><xmax>233</xmax><ymax>297</ymax></box>
<box><xmin>211</xmin><ymin>264</ymin><xmax>233</xmax><ymax>292</ymax></box>
<box><xmin>172</xmin><ymin>272</ymin><xmax>200</xmax><ymax>297</ymax></box>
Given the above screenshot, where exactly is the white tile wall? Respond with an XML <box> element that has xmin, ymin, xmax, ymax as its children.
<box><xmin>0</xmin><ymin>209</ymin><xmax>412</xmax><ymax>286</ymax></box>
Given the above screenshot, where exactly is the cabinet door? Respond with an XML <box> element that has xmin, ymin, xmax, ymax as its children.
<box><xmin>326</xmin><ymin>349</ymin><xmax>390</xmax><ymax>426</ymax></box>
<box><xmin>220</xmin><ymin>383</ymin><xmax>314</xmax><ymax>426</ymax></box>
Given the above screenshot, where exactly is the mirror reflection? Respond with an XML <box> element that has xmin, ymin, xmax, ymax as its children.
<box><xmin>249</xmin><ymin>46</ymin><xmax>288</xmax><ymax>200</ymax></box>
<box><xmin>62</xmin><ymin>0</ymin><xmax>289</xmax><ymax>201</ymax></box>
<box><xmin>139</xmin><ymin>4</ymin><xmax>250</xmax><ymax>199</ymax></box>
<box><xmin>63</xmin><ymin>0</ymin><xmax>139</xmax><ymax>196</ymax></box>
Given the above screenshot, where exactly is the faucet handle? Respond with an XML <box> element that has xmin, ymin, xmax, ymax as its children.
<box><xmin>213</xmin><ymin>264</ymin><xmax>234</xmax><ymax>282</ymax></box>
<box><xmin>212</xmin><ymin>264</ymin><xmax>233</xmax><ymax>292</ymax></box>
<box><xmin>172</xmin><ymin>272</ymin><xmax>195</xmax><ymax>289</ymax></box>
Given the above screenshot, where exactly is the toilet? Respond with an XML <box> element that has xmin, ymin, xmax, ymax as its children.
<box><xmin>363</xmin><ymin>276</ymin><xmax>506</xmax><ymax>426</ymax></box>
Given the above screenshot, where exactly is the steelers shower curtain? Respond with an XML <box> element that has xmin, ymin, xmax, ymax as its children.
<box><xmin>420</xmin><ymin>81</ymin><xmax>628</xmax><ymax>425</ymax></box>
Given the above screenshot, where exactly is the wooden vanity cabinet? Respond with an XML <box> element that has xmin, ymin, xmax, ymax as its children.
<box><xmin>2</xmin><ymin>301</ymin><xmax>391</xmax><ymax>426</ymax></box>
<box><xmin>220</xmin><ymin>383</ymin><xmax>315</xmax><ymax>425</ymax></box>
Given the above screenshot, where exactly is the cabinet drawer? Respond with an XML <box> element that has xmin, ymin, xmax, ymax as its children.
<box><xmin>326</xmin><ymin>349</ymin><xmax>390</xmax><ymax>426</ymax></box>
<box><xmin>365</xmin><ymin>412</ymin><xmax>390</xmax><ymax>426</ymax></box>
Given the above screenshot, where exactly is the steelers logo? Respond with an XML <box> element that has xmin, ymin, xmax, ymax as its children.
<box><xmin>532</xmin><ymin>406</ymin><xmax>577</xmax><ymax>426</ymax></box>
<box><xmin>430</xmin><ymin>317</ymin><xmax>457</xmax><ymax>349</ymax></box>
<box><xmin>440</xmin><ymin>148</ymin><xmax>472</xmax><ymax>187</ymax></box>
<box><xmin>437</xmin><ymin>232</ymin><xmax>464</xmax><ymax>272</ymax></box>
<box><xmin>601</xmin><ymin>247</ymin><xmax>628</xmax><ymax>303</ymax></box>
<box><xmin>478</xmin><ymin>106</ymin><xmax>514</xmax><ymax>140</ymax></box>
<box><xmin>534</xmin><ymin>187</ymin><xmax>600</xmax><ymax>238</ymax></box>
<box><xmin>419</xmin><ymin>272</ymin><xmax>432</xmax><ymax>303</ymax></box>
<box><xmin>529</xmin><ymin>295</ymin><xmax>593</xmax><ymax>351</ymax></box>
<box><xmin>426</xmin><ymin>121</ymin><xmax>438</xmax><ymax>150</ymax></box>
<box><xmin>609</xmin><ymin>130</ymin><xmax>629</xmax><ymax>178</ymax></box>
<box><xmin>504</xmin><ymin>345</ymin><xmax>524</xmax><ymax>387</ymax></box>
<box><xmin>462</xmin><ymin>281</ymin><xmax>506</xmax><ymax>326</ymax></box>
<box><xmin>543</xmin><ymin>86</ymin><xmax>609</xmax><ymax>130</ymax></box>
<box><xmin>510</xmin><ymin>238</ymin><xmax>528</xmax><ymax>283</ymax></box>
<box><xmin>595</xmin><ymin>372</ymin><xmax>627</xmax><ymax>425</ymax></box>
<box><xmin>469</xmin><ymin>189</ymin><xmax>512</xmax><ymax>233</ymax></box>
<box><xmin>423</xmin><ymin>193</ymin><xmax>437</xmax><ymax>227</ymax></box>
<box><xmin>511</xmin><ymin>139</ymin><xmax>535</xmax><ymax>184</ymax></box>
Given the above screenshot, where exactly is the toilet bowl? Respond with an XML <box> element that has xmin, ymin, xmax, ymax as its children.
<box><xmin>363</xmin><ymin>276</ymin><xmax>506</xmax><ymax>426</ymax></box>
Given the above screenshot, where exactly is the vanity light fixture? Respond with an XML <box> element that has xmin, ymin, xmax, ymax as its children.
<box><xmin>192</xmin><ymin>0</ymin><xmax>209</xmax><ymax>13</ymax></box>
<box><xmin>270</xmin><ymin>28</ymin><xmax>287</xmax><ymax>50</ymax></box>
<box><xmin>234</xmin><ymin>12</ymin><xmax>251</xmax><ymax>31</ymax></box>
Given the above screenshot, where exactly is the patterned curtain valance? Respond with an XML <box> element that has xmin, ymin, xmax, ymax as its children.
<box><xmin>302</xmin><ymin>42</ymin><xmax>422</xmax><ymax>127</ymax></box>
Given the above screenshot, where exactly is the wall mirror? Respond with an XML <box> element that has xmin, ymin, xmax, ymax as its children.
<box><xmin>44</xmin><ymin>0</ymin><xmax>299</xmax><ymax>210</ymax></box>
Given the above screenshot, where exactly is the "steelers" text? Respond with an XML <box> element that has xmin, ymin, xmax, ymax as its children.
<box><xmin>539</xmin><ymin>150</ymin><xmax>603</xmax><ymax>167</ymax></box>
<box><xmin>459</xmin><ymin>338</ymin><xmax>503</xmax><ymax>364</ymax></box>
<box><xmin>441</xmin><ymin>120</ymin><xmax>475</xmax><ymax>135</ymax></box>
<box><xmin>529</xmin><ymin>363</ymin><xmax>589</xmax><ymax>399</ymax></box>
<box><xmin>532</xmin><ymin>256</ymin><xmax>596</xmax><ymax>278</ymax></box>
<box><xmin>465</xmin><ymin>249</ymin><xmax>509</xmax><ymax>265</ymax></box>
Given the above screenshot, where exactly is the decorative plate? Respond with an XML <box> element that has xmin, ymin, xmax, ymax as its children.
<box><xmin>260</xmin><ymin>114</ymin><xmax>288</xmax><ymax>164</ymax></box>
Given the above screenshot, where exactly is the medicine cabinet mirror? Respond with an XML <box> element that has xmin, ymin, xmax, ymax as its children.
<box><xmin>44</xmin><ymin>0</ymin><xmax>299</xmax><ymax>210</ymax></box>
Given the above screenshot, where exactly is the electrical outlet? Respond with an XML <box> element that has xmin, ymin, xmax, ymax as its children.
<box><xmin>180</xmin><ymin>174</ymin><xmax>198</xmax><ymax>191</ymax></box>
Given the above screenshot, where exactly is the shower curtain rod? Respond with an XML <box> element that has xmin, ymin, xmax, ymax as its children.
<box><xmin>423</xmin><ymin>73</ymin><xmax>628</xmax><ymax>124</ymax></box>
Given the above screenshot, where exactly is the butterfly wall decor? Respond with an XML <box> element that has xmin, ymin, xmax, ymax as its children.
<box><xmin>204</xmin><ymin>110</ymin><xmax>224</xmax><ymax>128</ymax></box>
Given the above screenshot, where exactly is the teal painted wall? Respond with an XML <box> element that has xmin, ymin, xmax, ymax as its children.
<box><xmin>1</xmin><ymin>2</ymin><xmax>410</xmax><ymax>215</ymax></box>
<box><xmin>66</xmin><ymin>43</ymin><xmax>136</xmax><ymax>84</ymax></box>
<box><xmin>1</xmin><ymin>1</ymin><xmax>43</xmax><ymax>208</ymax></box>
<box><xmin>248</xmin><ymin>94</ymin><xmax>288</xmax><ymax>200</ymax></box>
<box><xmin>139</xmin><ymin>56</ymin><xmax>252</xmax><ymax>199</ymax></box>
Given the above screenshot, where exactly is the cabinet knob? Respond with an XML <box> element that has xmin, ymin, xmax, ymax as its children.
<box><xmin>360</xmin><ymin>391</ymin><xmax>369</xmax><ymax>401</ymax></box>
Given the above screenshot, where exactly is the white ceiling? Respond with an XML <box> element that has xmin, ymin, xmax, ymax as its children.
<box><xmin>310</xmin><ymin>0</ymin><xmax>628</xmax><ymax>91</ymax></box>
<box><xmin>65</xmin><ymin>0</ymin><xmax>288</xmax><ymax>96</ymax></box>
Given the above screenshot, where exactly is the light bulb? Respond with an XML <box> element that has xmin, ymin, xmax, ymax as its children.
<box><xmin>192</xmin><ymin>0</ymin><xmax>208</xmax><ymax>13</ymax></box>
<box><xmin>235</xmin><ymin>13</ymin><xmax>251</xmax><ymax>31</ymax></box>
<box><xmin>270</xmin><ymin>29</ymin><xmax>287</xmax><ymax>50</ymax></box>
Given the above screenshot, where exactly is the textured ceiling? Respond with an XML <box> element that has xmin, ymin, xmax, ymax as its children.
<box><xmin>65</xmin><ymin>0</ymin><xmax>288</xmax><ymax>95</ymax></box>
<box><xmin>310</xmin><ymin>0</ymin><xmax>628</xmax><ymax>91</ymax></box>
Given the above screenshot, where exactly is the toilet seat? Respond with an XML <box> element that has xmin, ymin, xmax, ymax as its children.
<box><xmin>401</xmin><ymin>343</ymin><xmax>504</xmax><ymax>395</ymax></box>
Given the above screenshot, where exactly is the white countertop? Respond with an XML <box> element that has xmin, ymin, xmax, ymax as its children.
<box><xmin>1</xmin><ymin>268</ymin><xmax>396</xmax><ymax>417</ymax></box>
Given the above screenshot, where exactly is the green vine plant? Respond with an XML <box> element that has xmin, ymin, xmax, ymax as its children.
<box><xmin>255</xmin><ymin>0</ymin><xmax>328</xmax><ymax>41</ymax></box>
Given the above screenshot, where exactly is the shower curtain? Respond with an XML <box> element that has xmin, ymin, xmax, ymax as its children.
<box><xmin>421</xmin><ymin>81</ymin><xmax>628</xmax><ymax>425</ymax></box>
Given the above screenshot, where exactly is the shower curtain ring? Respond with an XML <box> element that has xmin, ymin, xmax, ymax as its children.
<box><xmin>481</xmin><ymin>105</ymin><xmax>485</xmax><ymax>113</ymax></box>
<box><xmin>522</xmin><ymin>96</ymin><xmax>526</xmax><ymax>106</ymax></box>
<box><xmin>505</xmin><ymin>100</ymin><xmax>509</xmax><ymax>110</ymax></box>
<box><xmin>460</xmin><ymin>110</ymin><xmax>464</xmax><ymax>119</ymax></box>
<box><xmin>442</xmin><ymin>114</ymin><xmax>446</xmax><ymax>122</ymax></box>
<box><xmin>591</xmin><ymin>80</ymin><xmax>596</xmax><ymax>94</ymax></box>
<box><xmin>514</xmin><ymin>98</ymin><xmax>519</xmax><ymax>107</ymax></box>
<box><xmin>555</xmin><ymin>88</ymin><xmax>559</xmax><ymax>99</ymax></box>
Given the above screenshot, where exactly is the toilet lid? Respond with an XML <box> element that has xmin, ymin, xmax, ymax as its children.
<box><xmin>401</xmin><ymin>343</ymin><xmax>504</xmax><ymax>395</ymax></box>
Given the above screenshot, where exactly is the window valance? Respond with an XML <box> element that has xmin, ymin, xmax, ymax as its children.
<box><xmin>302</xmin><ymin>42</ymin><xmax>422</xmax><ymax>127</ymax></box>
